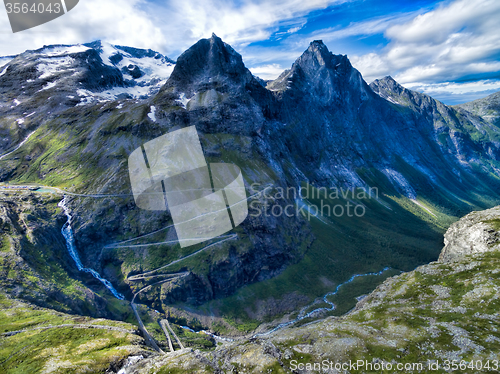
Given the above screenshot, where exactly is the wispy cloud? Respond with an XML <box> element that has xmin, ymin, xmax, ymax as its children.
<box><xmin>306</xmin><ymin>14</ymin><xmax>410</xmax><ymax>41</ymax></box>
<box><xmin>408</xmin><ymin>80</ymin><xmax>500</xmax><ymax>95</ymax></box>
<box><xmin>243</xmin><ymin>10</ymin><xmax>422</xmax><ymax>81</ymax></box>
<box><xmin>350</xmin><ymin>0</ymin><xmax>500</xmax><ymax>85</ymax></box>
<box><xmin>249</xmin><ymin>64</ymin><xmax>286</xmax><ymax>80</ymax></box>
<box><xmin>0</xmin><ymin>0</ymin><xmax>167</xmax><ymax>55</ymax></box>
<box><xmin>407</xmin><ymin>80</ymin><xmax>500</xmax><ymax>105</ymax></box>
<box><xmin>163</xmin><ymin>0</ymin><xmax>348</xmax><ymax>44</ymax></box>
<box><xmin>0</xmin><ymin>0</ymin><xmax>348</xmax><ymax>57</ymax></box>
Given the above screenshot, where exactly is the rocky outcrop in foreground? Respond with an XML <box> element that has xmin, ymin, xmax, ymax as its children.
<box><xmin>439</xmin><ymin>206</ymin><xmax>500</xmax><ymax>262</ymax></box>
<box><xmin>126</xmin><ymin>206</ymin><xmax>500</xmax><ymax>373</ymax></box>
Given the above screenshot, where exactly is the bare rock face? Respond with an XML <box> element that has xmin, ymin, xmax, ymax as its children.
<box><xmin>439</xmin><ymin>206</ymin><xmax>500</xmax><ymax>262</ymax></box>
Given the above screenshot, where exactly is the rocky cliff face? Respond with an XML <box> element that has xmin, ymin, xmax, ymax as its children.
<box><xmin>439</xmin><ymin>206</ymin><xmax>500</xmax><ymax>262</ymax></box>
<box><xmin>371</xmin><ymin>76</ymin><xmax>500</xmax><ymax>167</ymax></box>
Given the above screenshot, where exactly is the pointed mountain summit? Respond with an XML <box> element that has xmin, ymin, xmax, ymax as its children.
<box><xmin>267</xmin><ymin>40</ymin><xmax>370</xmax><ymax>106</ymax></box>
<box><xmin>294</xmin><ymin>40</ymin><xmax>354</xmax><ymax>77</ymax></box>
<box><xmin>162</xmin><ymin>33</ymin><xmax>254</xmax><ymax>95</ymax></box>
<box><xmin>370</xmin><ymin>76</ymin><xmax>439</xmax><ymax>109</ymax></box>
<box><xmin>154</xmin><ymin>34</ymin><xmax>275</xmax><ymax>133</ymax></box>
<box><xmin>370</xmin><ymin>76</ymin><xmax>404</xmax><ymax>98</ymax></box>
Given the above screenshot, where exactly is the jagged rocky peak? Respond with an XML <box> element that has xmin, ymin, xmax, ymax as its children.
<box><xmin>370</xmin><ymin>76</ymin><xmax>404</xmax><ymax>95</ymax></box>
<box><xmin>370</xmin><ymin>75</ymin><xmax>443</xmax><ymax>109</ymax></box>
<box><xmin>369</xmin><ymin>76</ymin><xmax>414</xmax><ymax>105</ymax></box>
<box><xmin>267</xmin><ymin>40</ymin><xmax>370</xmax><ymax>106</ymax></box>
<box><xmin>164</xmin><ymin>33</ymin><xmax>253</xmax><ymax>94</ymax></box>
<box><xmin>156</xmin><ymin>33</ymin><xmax>272</xmax><ymax>119</ymax></box>
<box><xmin>299</xmin><ymin>40</ymin><xmax>351</xmax><ymax>72</ymax></box>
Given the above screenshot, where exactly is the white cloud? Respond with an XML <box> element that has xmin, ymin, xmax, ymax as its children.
<box><xmin>407</xmin><ymin>80</ymin><xmax>500</xmax><ymax>95</ymax></box>
<box><xmin>0</xmin><ymin>0</ymin><xmax>348</xmax><ymax>58</ymax></box>
<box><xmin>405</xmin><ymin>80</ymin><xmax>500</xmax><ymax>105</ymax></box>
<box><xmin>152</xmin><ymin>0</ymin><xmax>349</xmax><ymax>55</ymax></box>
<box><xmin>0</xmin><ymin>0</ymin><xmax>167</xmax><ymax>56</ymax></box>
<box><xmin>349</xmin><ymin>0</ymin><xmax>500</xmax><ymax>84</ymax></box>
<box><xmin>307</xmin><ymin>14</ymin><xmax>407</xmax><ymax>41</ymax></box>
<box><xmin>350</xmin><ymin>53</ymin><xmax>391</xmax><ymax>81</ymax></box>
<box><xmin>249</xmin><ymin>64</ymin><xmax>286</xmax><ymax>80</ymax></box>
<box><xmin>385</xmin><ymin>0</ymin><xmax>499</xmax><ymax>44</ymax></box>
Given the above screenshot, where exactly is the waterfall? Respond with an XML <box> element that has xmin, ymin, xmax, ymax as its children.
<box><xmin>58</xmin><ymin>196</ymin><xmax>125</xmax><ymax>300</ymax></box>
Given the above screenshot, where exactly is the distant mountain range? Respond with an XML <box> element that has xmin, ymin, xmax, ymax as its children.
<box><xmin>0</xmin><ymin>34</ymin><xmax>499</xmax><ymax>354</ymax></box>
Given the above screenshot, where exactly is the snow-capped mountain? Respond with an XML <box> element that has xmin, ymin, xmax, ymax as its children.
<box><xmin>79</xmin><ymin>41</ymin><xmax>175</xmax><ymax>103</ymax></box>
<box><xmin>0</xmin><ymin>41</ymin><xmax>175</xmax><ymax>107</ymax></box>
<box><xmin>0</xmin><ymin>41</ymin><xmax>175</xmax><ymax>154</ymax></box>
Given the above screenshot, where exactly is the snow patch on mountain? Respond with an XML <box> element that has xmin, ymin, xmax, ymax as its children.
<box><xmin>76</xmin><ymin>83</ymin><xmax>165</xmax><ymax>105</ymax></box>
<box><xmin>78</xmin><ymin>42</ymin><xmax>175</xmax><ymax>103</ymax></box>
<box><xmin>40</xmin><ymin>45</ymin><xmax>90</xmax><ymax>57</ymax></box>
<box><xmin>148</xmin><ymin>106</ymin><xmax>157</xmax><ymax>122</ymax></box>
<box><xmin>0</xmin><ymin>56</ymin><xmax>13</xmax><ymax>69</ymax></box>
<box><xmin>386</xmin><ymin>96</ymin><xmax>400</xmax><ymax>105</ymax></box>
<box><xmin>177</xmin><ymin>93</ymin><xmax>191</xmax><ymax>108</ymax></box>
<box><xmin>97</xmin><ymin>43</ymin><xmax>118</xmax><ymax>67</ymax></box>
<box><xmin>0</xmin><ymin>66</ymin><xmax>8</xmax><ymax>78</ymax></box>
<box><xmin>93</xmin><ymin>41</ymin><xmax>174</xmax><ymax>86</ymax></box>
<box><xmin>39</xmin><ymin>81</ymin><xmax>57</xmax><ymax>91</ymax></box>
<box><xmin>37</xmin><ymin>56</ymin><xmax>74</xmax><ymax>79</ymax></box>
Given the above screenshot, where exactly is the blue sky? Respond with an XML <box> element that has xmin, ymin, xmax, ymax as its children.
<box><xmin>1</xmin><ymin>0</ymin><xmax>499</xmax><ymax>104</ymax></box>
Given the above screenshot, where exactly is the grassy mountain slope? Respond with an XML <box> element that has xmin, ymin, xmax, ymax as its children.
<box><xmin>0</xmin><ymin>293</ymin><xmax>152</xmax><ymax>374</ymax></box>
